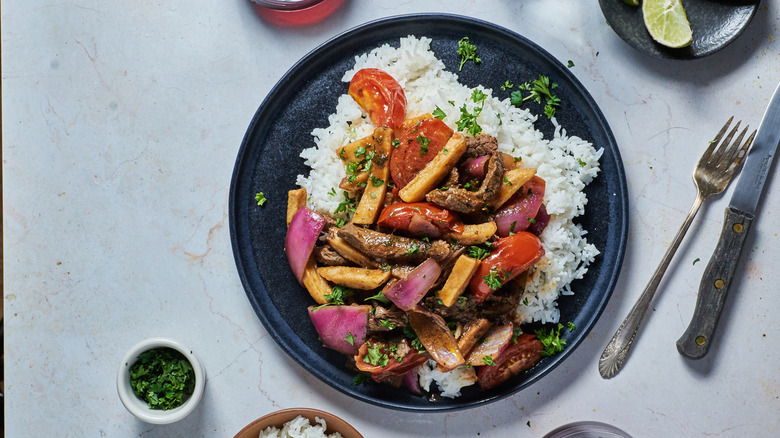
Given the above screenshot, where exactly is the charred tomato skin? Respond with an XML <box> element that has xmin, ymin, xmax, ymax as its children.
<box><xmin>348</xmin><ymin>68</ymin><xmax>406</xmax><ymax>129</ymax></box>
<box><xmin>377</xmin><ymin>202</ymin><xmax>464</xmax><ymax>235</ymax></box>
<box><xmin>390</xmin><ymin>118</ymin><xmax>453</xmax><ymax>189</ymax></box>
<box><xmin>354</xmin><ymin>338</ymin><xmax>428</xmax><ymax>383</ymax></box>
<box><xmin>477</xmin><ymin>333</ymin><xmax>543</xmax><ymax>390</ymax></box>
<box><xmin>469</xmin><ymin>231</ymin><xmax>545</xmax><ymax>302</ymax></box>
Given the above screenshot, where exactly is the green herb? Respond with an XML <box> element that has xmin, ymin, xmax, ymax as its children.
<box><xmin>501</xmin><ymin>80</ymin><xmax>514</xmax><ymax>91</ymax></box>
<box><xmin>577</xmin><ymin>158</ymin><xmax>587</xmax><ymax>167</ymax></box>
<box><xmin>693</xmin><ymin>257</ymin><xmax>700</xmax><ymax>265</ymax></box>
<box><xmin>511</xmin><ymin>327</ymin><xmax>523</xmax><ymax>343</ymax></box>
<box><xmin>457</xmin><ymin>296</ymin><xmax>469</xmax><ymax>308</ymax></box>
<box><xmin>403</xmin><ymin>325</ymin><xmax>427</xmax><ymax>353</ymax></box>
<box><xmin>510</xmin><ymin>221</ymin><xmax>517</xmax><ymax>234</ymax></box>
<box><xmin>335</xmin><ymin>218</ymin><xmax>345</xmax><ymax>228</ymax></box>
<box><xmin>467</xmin><ymin>242</ymin><xmax>493</xmax><ymax>260</ymax></box>
<box><xmin>417</xmin><ymin>135</ymin><xmax>431</xmax><ymax>155</ymax></box>
<box><xmin>534</xmin><ymin>323</ymin><xmax>567</xmax><ymax>357</ymax></box>
<box><xmin>327</xmin><ymin>187</ymin><xmax>337</xmax><ymax>196</ymax></box>
<box><xmin>352</xmin><ymin>373</ymin><xmax>370</xmax><ymax>385</ymax></box>
<box><xmin>380</xmin><ymin>319</ymin><xmax>395</xmax><ymax>329</ymax></box>
<box><xmin>365</xmin><ymin>291</ymin><xmax>391</xmax><ymax>304</ymax></box>
<box><xmin>363</xmin><ymin>342</ymin><xmax>390</xmax><ymax>367</ymax></box>
<box><xmin>567</xmin><ymin>321</ymin><xmax>576</xmax><ymax>332</ymax></box>
<box><xmin>483</xmin><ymin>268</ymin><xmax>504</xmax><ymax>291</ymax></box>
<box><xmin>528</xmin><ymin>217</ymin><xmax>536</xmax><ymax>224</ymax></box>
<box><xmin>254</xmin><ymin>193</ymin><xmax>267</xmax><ymax>206</ymax></box>
<box><xmin>408</xmin><ymin>242</ymin><xmax>420</xmax><ymax>255</ymax></box>
<box><xmin>482</xmin><ymin>356</ymin><xmax>496</xmax><ymax>366</ymax></box>
<box><xmin>456</xmin><ymin>89</ymin><xmax>488</xmax><ymax>136</ymax></box>
<box><xmin>345</xmin><ymin>332</ymin><xmax>357</xmax><ymax>346</ymax></box>
<box><xmin>510</xmin><ymin>75</ymin><xmax>561</xmax><ymax>119</ymax></box>
<box><xmin>432</xmin><ymin>106</ymin><xmax>447</xmax><ymax>119</ymax></box>
<box><xmin>322</xmin><ymin>285</ymin><xmax>353</xmax><ymax>306</ymax></box>
<box><xmin>456</xmin><ymin>36</ymin><xmax>481</xmax><ymax>71</ymax></box>
<box><xmin>129</xmin><ymin>348</ymin><xmax>195</xmax><ymax>410</ymax></box>
<box><xmin>354</xmin><ymin>146</ymin><xmax>367</xmax><ymax>157</ymax></box>
<box><xmin>370</xmin><ymin>176</ymin><xmax>384</xmax><ymax>187</ymax></box>
<box><xmin>514</xmin><ymin>156</ymin><xmax>522</xmax><ymax>163</ymax></box>
<box><xmin>504</xmin><ymin>176</ymin><xmax>512</xmax><ymax>186</ymax></box>
<box><xmin>463</xmin><ymin>178</ymin><xmax>480</xmax><ymax>191</ymax></box>
<box><xmin>392</xmin><ymin>139</ymin><xmax>400</xmax><ymax>148</ymax></box>
<box><xmin>567</xmin><ymin>60</ymin><xmax>575</xmax><ymax>68</ymax></box>
<box><xmin>334</xmin><ymin>191</ymin><xmax>357</xmax><ymax>216</ymax></box>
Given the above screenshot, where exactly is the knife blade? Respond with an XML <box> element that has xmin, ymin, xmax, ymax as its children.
<box><xmin>677</xmin><ymin>82</ymin><xmax>780</xmax><ymax>359</ymax></box>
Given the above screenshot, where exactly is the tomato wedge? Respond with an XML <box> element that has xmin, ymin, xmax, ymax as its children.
<box><xmin>477</xmin><ymin>333</ymin><xmax>543</xmax><ymax>390</ymax></box>
<box><xmin>377</xmin><ymin>202</ymin><xmax>464</xmax><ymax>237</ymax></box>
<box><xmin>390</xmin><ymin>118</ymin><xmax>454</xmax><ymax>189</ymax></box>
<box><xmin>354</xmin><ymin>338</ymin><xmax>429</xmax><ymax>383</ymax></box>
<box><xmin>348</xmin><ymin>68</ymin><xmax>406</xmax><ymax>129</ymax></box>
<box><xmin>469</xmin><ymin>231</ymin><xmax>545</xmax><ymax>302</ymax></box>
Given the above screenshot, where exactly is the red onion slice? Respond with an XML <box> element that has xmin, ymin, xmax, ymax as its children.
<box><xmin>460</xmin><ymin>155</ymin><xmax>488</xmax><ymax>180</ymax></box>
<box><xmin>408</xmin><ymin>214</ymin><xmax>442</xmax><ymax>239</ymax></box>
<box><xmin>285</xmin><ymin>207</ymin><xmax>326</xmax><ymax>283</ymax></box>
<box><xmin>409</xmin><ymin>305</ymin><xmax>465</xmax><ymax>370</ymax></box>
<box><xmin>384</xmin><ymin>258</ymin><xmax>441</xmax><ymax>311</ymax></box>
<box><xmin>494</xmin><ymin>176</ymin><xmax>546</xmax><ymax>237</ymax></box>
<box><xmin>308</xmin><ymin>305</ymin><xmax>370</xmax><ymax>355</ymax></box>
<box><xmin>465</xmin><ymin>324</ymin><xmax>514</xmax><ymax>366</ymax></box>
<box><xmin>527</xmin><ymin>203</ymin><xmax>551</xmax><ymax>236</ymax></box>
<box><xmin>403</xmin><ymin>367</ymin><xmax>423</xmax><ymax>395</ymax></box>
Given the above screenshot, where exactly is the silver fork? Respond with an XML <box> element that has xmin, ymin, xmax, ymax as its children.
<box><xmin>598</xmin><ymin>117</ymin><xmax>756</xmax><ymax>379</ymax></box>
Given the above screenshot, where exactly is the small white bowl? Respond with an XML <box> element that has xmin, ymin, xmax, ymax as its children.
<box><xmin>117</xmin><ymin>337</ymin><xmax>206</xmax><ymax>424</ymax></box>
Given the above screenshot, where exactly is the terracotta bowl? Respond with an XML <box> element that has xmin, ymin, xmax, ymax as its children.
<box><xmin>234</xmin><ymin>408</ymin><xmax>363</xmax><ymax>438</ymax></box>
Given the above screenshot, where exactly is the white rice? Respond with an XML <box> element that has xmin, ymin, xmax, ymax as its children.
<box><xmin>296</xmin><ymin>36</ymin><xmax>601</xmax><ymax>396</ymax></box>
<box><xmin>258</xmin><ymin>415</ymin><xmax>343</xmax><ymax>438</ymax></box>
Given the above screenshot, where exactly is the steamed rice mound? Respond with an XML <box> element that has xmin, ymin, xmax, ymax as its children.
<box><xmin>296</xmin><ymin>36</ymin><xmax>601</xmax><ymax>397</ymax></box>
<box><xmin>258</xmin><ymin>415</ymin><xmax>343</xmax><ymax>438</ymax></box>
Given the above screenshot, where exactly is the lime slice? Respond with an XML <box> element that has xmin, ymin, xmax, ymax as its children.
<box><xmin>642</xmin><ymin>0</ymin><xmax>693</xmax><ymax>48</ymax></box>
<box><xmin>623</xmin><ymin>0</ymin><xmax>639</xmax><ymax>6</ymax></box>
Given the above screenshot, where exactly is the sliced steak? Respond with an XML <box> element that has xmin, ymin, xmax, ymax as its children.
<box><xmin>426</xmin><ymin>149</ymin><xmax>504</xmax><ymax>214</ymax></box>
<box><xmin>367</xmin><ymin>305</ymin><xmax>408</xmax><ymax>332</ymax></box>
<box><xmin>337</xmin><ymin>223</ymin><xmax>452</xmax><ymax>264</ymax></box>
<box><xmin>313</xmin><ymin>245</ymin><xmax>350</xmax><ymax>266</ymax></box>
<box><xmin>464</xmin><ymin>133</ymin><xmax>499</xmax><ymax>158</ymax></box>
<box><xmin>424</xmin><ymin>277</ymin><xmax>524</xmax><ymax>324</ymax></box>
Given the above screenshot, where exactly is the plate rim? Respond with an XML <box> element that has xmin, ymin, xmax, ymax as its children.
<box><xmin>229</xmin><ymin>12</ymin><xmax>629</xmax><ymax>412</ymax></box>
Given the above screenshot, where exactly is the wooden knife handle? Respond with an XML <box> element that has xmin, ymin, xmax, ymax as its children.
<box><xmin>677</xmin><ymin>207</ymin><xmax>754</xmax><ymax>359</ymax></box>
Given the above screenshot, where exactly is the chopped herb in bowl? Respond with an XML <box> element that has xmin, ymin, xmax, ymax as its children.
<box><xmin>129</xmin><ymin>347</ymin><xmax>196</xmax><ymax>410</ymax></box>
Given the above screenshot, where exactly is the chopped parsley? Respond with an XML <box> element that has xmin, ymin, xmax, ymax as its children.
<box><xmin>504</xmin><ymin>176</ymin><xmax>512</xmax><ymax>186</ymax></box>
<box><xmin>501</xmin><ymin>80</ymin><xmax>514</xmax><ymax>91</ymax></box>
<box><xmin>534</xmin><ymin>323</ymin><xmax>571</xmax><ymax>357</ymax></box>
<box><xmin>467</xmin><ymin>242</ymin><xmax>493</xmax><ymax>260</ymax></box>
<box><xmin>577</xmin><ymin>158</ymin><xmax>587</xmax><ymax>167</ymax></box>
<box><xmin>456</xmin><ymin>36</ymin><xmax>481</xmax><ymax>71</ymax></box>
<box><xmin>456</xmin><ymin>89</ymin><xmax>487</xmax><ymax>136</ymax></box>
<box><xmin>482</xmin><ymin>356</ymin><xmax>496</xmax><ymax>366</ymax></box>
<box><xmin>482</xmin><ymin>268</ymin><xmax>504</xmax><ymax>291</ymax></box>
<box><xmin>380</xmin><ymin>319</ymin><xmax>396</xmax><ymax>330</ymax></box>
<box><xmin>457</xmin><ymin>296</ymin><xmax>469</xmax><ymax>308</ymax></box>
<box><xmin>345</xmin><ymin>332</ymin><xmax>357</xmax><ymax>346</ymax></box>
<box><xmin>408</xmin><ymin>242</ymin><xmax>421</xmax><ymax>255</ymax></box>
<box><xmin>254</xmin><ymin>192</ymin><xmax>267</xmax><ymax>206</ymax></box>
<box><xmin>370</xmin><ymin>175</ymin><xmax>385</xmax><ymax>187</ymax></box>
<box><xmin>333</xmin><ymin>191</ymin><xmax>357</xmax><ymax>217</ymax></box>
<box><xmin>363</xmin><ymin>342</ymin><xmax>389</xmax><ymax>367</ymax></box>
<box><xmin>511</xmin><ymin>326</ymin><xmax>523</xmax><ymax>343</ymax></box>
<box><xmin>314</xmin><ymin>285</ymin><xmax>354</xmax><ymax>309</ymax></box>
<box><xmin>352</xmin><ymin>373</ymin><xmax>370</xmax><ymax>385</ymax></box>
<box><xmin>510</xmin><ymin>75</ymin><xmax>561</xmax><ymax>119</ymax></box>
<box><xmin>403</xmin><ymin>325</ymin><xmax>427</xmax><ymax>353</ymax></box>
<box><xmin>693</xmin><ymin>257</ymin><xmax>700</xmax><ymax>265</ymax></box>
<box><xmin>432</xmin><ymin>106</ymin><xmax>447</xmax><ymax>120</ymax></box>
<box><xmin>327</xmin><ymin>187</ymin><xmax>337</xmax><ymax>196</ymax></box>
<box><xmin>364</xmin><ymin>291</ymin><xmax>391</xmax><ymax>304</ymax></box>
<box><xmin>129</xmin><ymin>348</ymin><xmax>195</xmax><ymax>410</ymax></box>
<box><xmin>392</xmin><ymin>139</ymin><xmax>400</xmax><ymax>148</ymax></box>
<box><xmin>567</xmin><ymin>60</ymin><xmax>575</xmax><ymax>68</ymax></box>
<box><xmin>417</xmin><ymin>134</ymin><xmax>431</xmax><ymax>155</ymax></box>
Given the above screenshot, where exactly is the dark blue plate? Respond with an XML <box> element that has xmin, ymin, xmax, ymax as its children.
<box><xmin>599</xmin><ymin>0</ymin><xmax>760</xmax><ymax>59</ymax></box>
<box><xmin>229</xmin><ymin>14</ymin><xmax>628</xmax><ymax>411</ymax></box>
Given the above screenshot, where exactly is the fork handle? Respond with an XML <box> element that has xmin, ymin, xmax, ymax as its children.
<box><xmin>677</xmin><ymin>207</ymin><xmax>754</xmax><ymax>359</ymax></box>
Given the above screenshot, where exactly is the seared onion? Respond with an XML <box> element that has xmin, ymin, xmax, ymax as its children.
<box><xmin>308</xmin><ymin>305</ymin><xmax>370</xmax><ymax>355</ymax></box>
<box><xmin>465</xmin><ymin>324</ymin><xmax>514</xmax><ymax>366</ymax></box>
<box><xmin>494</xmin><ymin>176</ymin><xmax>545</xmax><ymax>237</ymax></box>
<box><xmin>409</xmin><ymin>305</ymin><xmax>465</xmax><ymax>370</ymax></box>
<box><xmin>403</xmin><ymin>367</ymin><xmax>423</xmax><ymax>395</ymax></box>
<box><xmin>527</xmin><ymin>203</ymin><xmax>551</xmax><ymax>236</ymax></box>
<box><xmin>285</xmin><ymin>207</ymin><xmax>327</xmax><ymax>283</ymax></box>
<box><xmin>408</xmin><ymin>214</ymin><xmax>442</xmax><ymax>238</ymax></box>
<box><xmin>384</xmin><ymin>258</ymin><xmax>442</xmax><ymax>311</ymax></box>
<box><xmin>460</xmin><ymin>155</ymin><xmax>488</xmax><ymax>179</ymax></box>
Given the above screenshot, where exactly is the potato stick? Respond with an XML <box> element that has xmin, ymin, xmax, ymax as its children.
<box><xmin>437</xmin><ymin>255</ymin><xmax>481</xmax><ymax>307</ymax></box>
<box><xmin>317</xmin><ymin>266</ymin><xmax>392</xmax><ymax>290</ymax></box>
<box><xmin>301</xmin><ymin>258</ymin><xmax>331</xmax><ymax>304</ymax></box>
<box><xmin>328</xmin><ymin>235</ymin><xmax>378</xmax><ymax>268</ymax></box>
<box><xmin>286</xmin><ymin>188</ymin><xmax>308</xmax><ymax>227</ymax></box>
<box><xmin>352</xmin><ymin>129</ymin><xmax>392</xmax><ymax>224</ymax></box>
<box><xmin>490</xmin><ymin>167</ymin><xmax>537</xmax><ymax>208</ymax></box>
<box><xmin>336</xmin><ymin>135</ymin><xmax>376</xmax><ymax>165</ymax></box>
<box><xmin>398</xmin><ymin>132</ymin><xmax>466</xmax><ymax>203</ymax></box>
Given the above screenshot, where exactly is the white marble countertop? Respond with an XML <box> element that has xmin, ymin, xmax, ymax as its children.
<box><xmin>3</xmin><ymin>1</ymin><xmax>779</xmax><ymax>436</ymax></box>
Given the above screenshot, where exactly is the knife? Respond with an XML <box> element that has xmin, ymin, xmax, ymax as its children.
<box><xmin>677</xmin><ymin>82</ymin><xmax>780</xmax><ymax>359</ymax></box>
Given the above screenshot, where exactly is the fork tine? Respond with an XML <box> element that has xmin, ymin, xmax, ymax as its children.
<box><xmin>719</xmin><ymin>125</ymin><xmax>748</xmax><ymax>166</ymax></box>
<box><xmin>700</xmin><ymin>116</ymin><xmax>733</xmax><ymax>162</ymax></box>
<box><xmin>710</xmin><ymin>121</ymin><xmax>741</xmax><ymax>164</ymax></box>
<box><xmin>726</xmin><ymin>128</ymin><xmax>756</xmax><ymax>174</ymax></box>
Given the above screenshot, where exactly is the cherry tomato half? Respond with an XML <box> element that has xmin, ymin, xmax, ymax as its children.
<box><xmin>469</xmin><ymin>231</ymin><xmax>545</xmax><ymax>302</ymax></box>
<box><xmin>390</xmin><ymin>118</ymin><xmax>454</xmax><ymax>189</ymax></box>
<box><xmin>477</xmin><ymin>333</ymin><xmax>543</xmax><ymax>390</ymax></box>
<box><xmin>377</xmin><ymin>202</ymin><xmax>464</xmax><ymax>236</ymax></box>
<box><xmin>348</xmin><ymin>68</ymin><xmax>407</xmax><ymax>130</ymax></box>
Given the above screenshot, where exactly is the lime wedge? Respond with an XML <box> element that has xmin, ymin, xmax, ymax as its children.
<box><xmin>623</xmin><ymin>0</ymin><xmax>639</xmax><ymax>6</ymax></box>
<box><xmin>642</xmin><ymin>0</ymin><xmax>693</xmax><ymax>48</ymax></box>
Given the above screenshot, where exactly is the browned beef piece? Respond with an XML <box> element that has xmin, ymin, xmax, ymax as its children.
<box><xmin>337</xmin><ymin>223</ymin><xmax>452</xmax><ymax>264</ymax></box>
<box><xmin>367</xmin><ymin>305</ymin><xmax>408</xmax><ymax>332</ymax></box>
<box><xmin>313</xmin><ymin>245</ymin><xmax>350</xmax><ymax>266</ymax></box>
<box><xmin>464</xmin><ymin>133</ymin><xmax>499</xmax><ymax>158</ymax></box>
<box><xmin>425</xmin><ymin>149</ymin><xmax>504</xmax><ymax>214</ymax></box>
<box><xmin>424</xmin><ymin>278</ymin><xmax>524</xmax><ymax>324</ymax></box>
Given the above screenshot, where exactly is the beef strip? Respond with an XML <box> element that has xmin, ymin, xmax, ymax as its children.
<box><xmin>424</xmin><ymin>277</ymin><xmax>525</xmax><ymax>324</ymax></box>
<box><xmin>367</xmin><ymin>305</ymin><xmax>408</xmax><ymax>332</ymax></box>
<box><xmin>426</xmin><ymin>134</ymin><xmax>504</xmax><ymax>214</ymax></box>
<box><xmin>313</xmin><ymin>245</ymin><xmax>350</xmax><ymax>266</ymax></box>
<box><xmin>337</xmin><ymin>223</ymin><xmax>452</xmax><ymax>264</ymax></box>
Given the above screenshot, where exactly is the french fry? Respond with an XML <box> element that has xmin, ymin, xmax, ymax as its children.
<box><xmin>396</xmin><ymin>113</ymin><xmax>433</xmax><ymax>136</ymax></box>
<box><xmin>301</xmin><ymin>258</ymin><xmax>331</xmax><ymax>304</ymax></box>
<box><xmin>352</xmin><ymin>128</ymin><xmax>392</xmax><ymax>225</ymax></box>
<box><xmin>398</xmin><ymin>132</ymin><xmax>467</xmax><ymax>203</ymax></box>
<box><xmin>286</xmin><ymin>188</ymin><xmax>308</xmax><ymax>227</ymax></box>
<box><xmin>327</xmin><ymin>235</ymin><xmax>378</xmax><ymax>268</ymax></box>
<box><xmin>437</xmin><ymin>255</ymin><xmax>481</xmax><ymax>307</ymax></box>
<box><xmin>336</xmin><ymin>135</ymin><xmax>376</xmax><ymax>165</ymax></box>
<box><xmin>490</xmin><ymin>167</ymin><xmax>537</xmax><ymax>208</ymax></box>
<box><xmin>445</xmin><ymin>221</ymin><xmax>497</xmax><ymax>245</ymax></box>
<box><xmin>456</xmin><ymin>318</ymin><xmax>493</xmax><ymax>355</ymax></box>
<box><xmin>317</xmin><ymin>266</ymin><xmax>392</xmax><ymax>290</ymax></box>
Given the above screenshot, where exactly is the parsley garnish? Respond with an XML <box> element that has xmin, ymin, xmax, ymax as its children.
<box><xmin>333</xmin><ymin>191</ymin><xmax>357</xmax><ymax>217</ymax></box>
<box><xmin>511</xmin><ymin>327</ymin><xmax>523</xmax><ymax>344</ymax></box>
<box><xmin>352</xmin><ymin>373</ymin><xmax>370</xmax><ymax>386</ymax></box>
<box><xmin>432</xmin><ymin>106</ymin><xmax>447</xmax><ymax>120</ymax></box>
<box><xmin>255</xmin><ymin>192</ymin><xmax>267</xmax><ymax>206</ymax></box>
<box><xmin>567</xmin><ymin>321</ymin><xmax>576</xmax><ymax>332</ymax></box>
<box><xmin>365</xmin><ymin>291</ymin><xmax>391</xmax><ymax>304</ymax></box>
<box><xmin>417</xmin><ymin>135</ymin><xmax>431</xmax><ymax>155</ymax></box>
<box><xmin>345</xmin><ymin>332</ymin><xmax>356</xmax><ymax>346</ymax></box>
<box><xmin>567</xmin><ymin>60</ymin><xmax>575</xmax><ymax>68</ymax></box>
<box><xmin>370</xmin><ymin>175</ymin><xmax>384</xmax><ymax>187</ymax></box>
<box><xmin>482</xmin><ymin>356</ymin><xmax>496</xmax><ymax>366</ymax></box>
<box><xmin>456</xmin><ymin>89</ymin><xmax>488</xmax><ymax>136</ymax></box>
<box><xmin>403</xmin><ymin>325</ymin><xmax>427</xmax><ymax>353</ymax></box>
<box><xmin>504</xmin><ymin>176</ymin><xmax>512</xmax><ymax>186</ymax></box>
<box><xmin>408</xmin><ymin>242</ymin><xmax>420</xmax><ymax>255</ymax></box>
<box><xmin>534</xmin><ymin>323</ymin><xmax>568</xmax><ymax>357</ymax></box>
<box><xmin>510</xmin><ymin>75</ymin><xmax>561</xmax><ymax>119</ymax></box>
<box><xmin>501</xmin><ymin>80</ymin><xmax>514</xmax><ymax>91</ymax></box>
<box><xmin>693</xmin><ymin>257</ymin><xmax>700</xmax><ymax>265</ymax></box>
<box><xmin>457</xmin><ymin>296</ymin><xmax>469</xmax><ymax>308</ymax></box>
<box><xmin>380</xmin><ymin>319</ymin><xmax>395</xmax><ymax>330</ymax></box>
<box><xmin>456</xmin><ymin>36</ymin><xmax>481</xmax><ymax>71</ymax></box>
<box><xmin>364</xmin><ymin>342</ymin><xmax>389</xmax><ymax>367</ymax></box>
<box><xmin>322</xmin><ymin>285</ymin><xmax>353</xmax><ymax>306</ymax></box>
<box><xmin>129</xmin><ymin>348</ymin><xmax>195</xmax><ymax>410</ymax></box>
<box><xmin>327</xmin><ymin>187</ymin><xmax>337</xmax><ymax>196</ymax></box>
<box><xmin>483</xmin><ymin>268</ymin><xmax>504</xmax><ymax>290</ymax></box>
<box><xmin>467</xmin><ymin>242</ymin><xmax>493</xmax><ymax>260</ymax></box>
<box><xmin>392</xmin><ymin>139</ymin><xmax>400</xmax><ymax>148</ymax></box>
<box><xmin>577</xmin><ymin>158</ymin><xmax>587</xmax><ymax>167</ymax></box>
